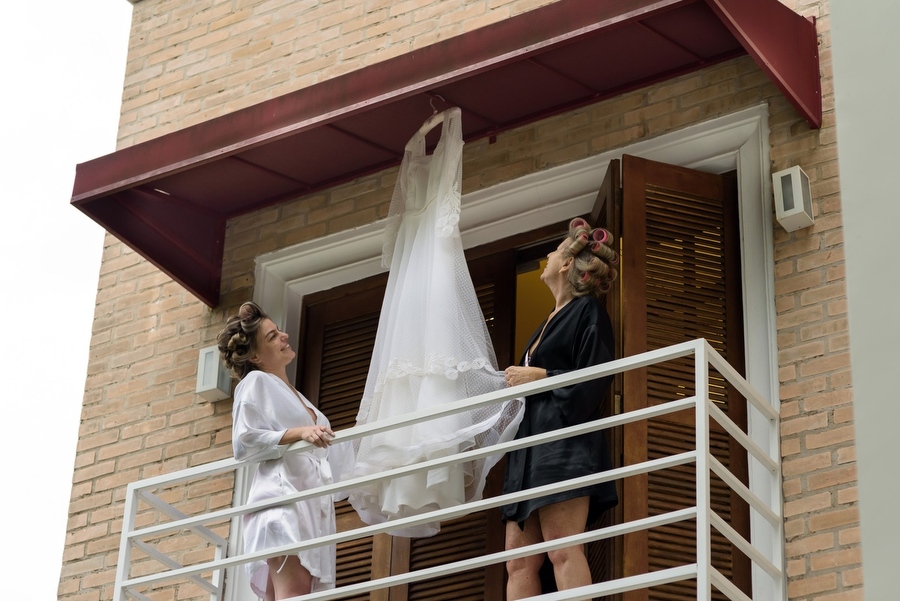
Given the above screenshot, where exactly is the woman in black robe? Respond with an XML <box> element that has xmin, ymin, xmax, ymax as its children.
<box><xmin>502</xmin><ymin>218</ymin><xmax>619</xmax><ymax>599</ymax></box>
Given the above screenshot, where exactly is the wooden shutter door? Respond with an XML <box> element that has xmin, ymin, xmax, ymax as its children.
<box><xmin>300</xmin><ymin>274</ymin><xmax>391</xmax><ymax>601</ymax></box>
<box><xmin>619</xmin><ymin>155</ymin><xmax>750</xmax><ymax>600</ymax></box>
<box><xmin>298</xmin><ymin>251</ymin><xmax>516</xmax><ymax>601</ymax></box>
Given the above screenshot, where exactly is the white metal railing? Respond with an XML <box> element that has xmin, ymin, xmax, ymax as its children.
<box><xmin>112</xmin><ymin>339</ymin><xmax>783</xmax><ymax>601</ymax></box>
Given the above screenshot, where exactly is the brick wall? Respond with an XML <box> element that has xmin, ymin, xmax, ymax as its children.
<box><xmin>773</xmin><ymin>3</ymin><xmax>862</xmax><ymax>600</ymax></box>
<box><xmin>60</xmin><ymin>0</ymin><xmax>862</xmax><ymax>600</ymax></box>
<box><xmin>119</xmin><ymin>0</ymin><xmax>559</xmax><ymax>147</ymax></box>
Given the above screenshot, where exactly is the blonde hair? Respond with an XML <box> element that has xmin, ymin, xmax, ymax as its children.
<box><xmin>561</xmin><ymin>217</ymin><xmax>619</xmax><ymax>297</ymax></box>
<box><xmin>216</xmin><ymin>301</ymin><xmax>267</xmax><ymax>380</ymax></box>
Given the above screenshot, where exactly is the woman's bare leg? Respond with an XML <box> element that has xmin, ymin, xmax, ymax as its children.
<box><xmin>538</xmin><ymin>496</ymin><xmax>592</xmax><ymax>590</ymax></box>
<box><xmin>266</xmin><ymin>555</ymin><xmax>312</xmax><ymax>600</ymax></box>
<box><xmin>264</xmin><ymin>572</ymin><xmax>276</xmax><ymax>601</ymax></box>
<box><xmin>505</xmin><ymin>514</ymin><xmax>545</xmax><ymax>600</ymax></box>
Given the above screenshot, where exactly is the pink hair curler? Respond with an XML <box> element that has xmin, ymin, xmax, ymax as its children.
<box><xmin>591</xmin><ymin>228</ymin><xmax>610</xmax><ymax>245</ymax></box>
<box><xmin>570</xmin><ymin>217</ymin><xmax>589</xmax><ymax>231</ymax></box>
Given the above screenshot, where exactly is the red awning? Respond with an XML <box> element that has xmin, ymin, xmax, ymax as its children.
<box><xmin>71</xmin><ymin>0</ymin><xmax>820</xmax><ymax>306</ymax></box>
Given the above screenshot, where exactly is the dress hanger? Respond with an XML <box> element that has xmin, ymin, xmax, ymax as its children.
<box><xmin>416</xmin><ymin>96</ymin><xmax>448</xmax><ymax>137</ymax></box>
<box><xmin>417</xmin><ymin>111</ymin><xmax>445</xmax><ymax>136</ymax></box>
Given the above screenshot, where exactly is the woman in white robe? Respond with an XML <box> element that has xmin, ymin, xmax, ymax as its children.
<box><xmin>218</xmin><ymin>302</ymin><xmax>351</xmax><ymax>600</ymax></box>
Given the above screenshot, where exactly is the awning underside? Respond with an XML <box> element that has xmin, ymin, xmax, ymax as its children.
<box><xmin>71</xmin><ymin>0</ymin><xmax>820</xmax><ymax>306</ymax></box>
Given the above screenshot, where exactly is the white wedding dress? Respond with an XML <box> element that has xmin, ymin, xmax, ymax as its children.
<box><xmin>344</xmin><ymin>108</ymin><xmax>523</xmax><ymax>537</ymax></box>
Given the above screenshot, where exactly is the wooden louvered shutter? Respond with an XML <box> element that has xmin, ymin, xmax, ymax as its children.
<box><xmin>298</xmin><ymin>251</ymin><xmax>516</xmax><ymax>601</ymax></box>
<box><xmin>619</xmin><ymin>155</ymin><xmax>750</xmax><ymax>600</ymax></box>
<box><xmin>299</xmin><ymin>274</ymin><xmax>392</xmax><ymax>601</ymax></box>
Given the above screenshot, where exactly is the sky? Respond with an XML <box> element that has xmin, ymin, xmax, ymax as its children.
<box><xmin>0</xmin><ymin>1</ymin><xmax>133</xmax><ymax>598</ymax></box>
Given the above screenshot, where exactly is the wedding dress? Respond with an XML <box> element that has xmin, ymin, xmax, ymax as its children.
<box><xmin>344</xmin><ymin>108</ymin><xmax>524</xmax><ymax>537</ymax></box>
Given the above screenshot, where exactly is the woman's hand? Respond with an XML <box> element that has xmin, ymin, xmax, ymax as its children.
<box><xmin>504</xmin><ymin>366</ymin><xmax>547</xmax><ymax>387</ymax></box>
<box><xmin>283</xmin><ymin>425</ymin><xmax>335</xmax><ymax>448</ymax></box>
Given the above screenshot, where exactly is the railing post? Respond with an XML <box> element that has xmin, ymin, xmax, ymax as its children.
<box><xmin>695</xmin><ymin>342</ymin><xmax>712</xmax><ymax>600</ymax></box>
<box><xmin>113</xmin><ymin>483</ymin><xmax>139</xmax><ymax>601</ymax></box>
<box><xmin>211</xmin><ymin>541</ymin><xmax>226</xmax><ymax>601</ymax></box>
<box><xmin>767</xmin><ymin>376</ymin><xmax>787</xmax><ymax>601</ymax></box>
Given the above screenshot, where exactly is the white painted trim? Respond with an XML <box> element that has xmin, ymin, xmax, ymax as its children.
<box><xmin>224</xmin><ymin>464</ymin><xmax>254</xmax><ymax>601</ymax></box>
<box><xmin>253</xmin><ymin>103</ymin><xmax>781</xmax><ymax>599</ymax></box>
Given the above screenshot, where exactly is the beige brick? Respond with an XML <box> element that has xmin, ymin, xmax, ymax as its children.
<box><xmin>781</xmin><ymin>412</ymin><xmax>828</xmax><ymax>436</ymax></box>
<box><xmin>779</xmin><ymin>376</ymin><xmax>827</xmax><ymax>400</ymax></box>
<box><xmin>784</xmin><ymin>492</ymin><xmax>832</xmax><ymax>517</ymax></box>
<box><xmin>164</xmin><ymin>435</ymin><xmax>212</xmax><ymax>458</ymax></box>
<box><xmin>783</xmin><ymin>477</ymin><xmax>802</xmax><ymax>498</ymax></box>
<box><xmin>76</xmin><ymin>429</ymin><xmax>120</xmax><ymax>453</ymax></box>
<box><xmin>808</xmin><ymin>507</ymin><xmax>861</xmax><ymax>532</ymax></box>
<box><xmin>81</xmin><ymin>567</ymin><xmax>116</xmax><ymax>589</ymax></box>
<box><xmin>72</xmin><ymin>460</ymin><xmax>117</xmax><ymax>485</ymax></box>
<box><xmin>85</xmin><ymin>534</ymin><xmax>121</xmax><ymax>557</ymax></box>
<box><xmin>783</xmin><ymin>452</ymin><xmax>832</xmax><ymax>477</ymax></box>
<box><xmin>776</xmin><ymin>305</ymin><xmax>825</xmax><ymax>330</ymax></box>
<box><xmin>65</xmin><ymin>522</ymin><xmax>110</xmax><ymax>548</ymax></box>
<box><xmin>833</xmin><ymin>405</ymin><xmax>855</xmax><ymax>424</ymax></box>
<box><xmin>805</xmin><ymin>425</ymin><xmax>856</xmax><ymax>449</ymax></box>
<box><xmin>775</xmin><ymin>261</ymin><xmax>795</xmax><ymax>279</ymax></box>
<box><xmin>327</xmin><ymin>206</ymin><xmax>380</xmax><ymax>232</ymax></box>
<box><xmin>146</xmin><ymin>424</ymin><xmax>192</xmax><ymax>448</ymax></box>
<box><xmin>62</xmin><ymin>543</ymin><xmax>86</xmax><ymax>563</ymax></box>
<box><xmin>842</xmin><ymin>566</ymin><xmax>864</xmax><ymax>587</ymax></box>
<box><xmin>781</xmin><ymin>437</ymin><xmax>801</xmax><ymax>456</ymax></box>
<box><xmin>826</xmin><ymin>264</ymin><xmax>846</xmax><ymax>284</ymax></box>
<box><xmin>828</xmin><ymin>332</ymin><xmax>850</xmax><ymax>353</ymax></box>
<box><xmin>799</xmin><ymin>316</ymin><xmax>849</xmax><ymax>342</ymax></box>
<box><xmin>799</xmin><ymin>352</ymin><xmax>851</xmax><ymax>378</ymax></box>
<box><xmin>95</xmin><ymin>468</ymin><xmax>143</xmax><ymax>493</ymax></box>
<box><xmin>810</xmin><ymin>547</ymin><xmax>862</xmax><ymax>571</ymax></box>
<box><xmin>787</xmin><ymin>573</ymin><xmax>837</xmax><ymax>597</ymax></box>
<box><xmin>800</xmin><ymin>281</ymin><xmax>847</xmax><ymax>306</ymax></box>
<box><xmin>803</xmin><ymin>388</ymin><xmax>852</xmax><ymax>411</ymax></box>
<box><xmin>309</xmin><ymin>199</ymin><xmax>357</xmax><ymax>223</ymax></box>
<box><xmin>56</xmin><ymin>590</ymin><xmax>101</xmax><ymax>601</ymax></box>
<box><xmin>778</xmin><ymin>339</ymin><xmax>826</xmax><ymax>364</ymax></box>
<box><xmin>786</xmin><ymin>558</ymin><xmax>806</xmax><ymax>578</ymax></box>
<box><xmin>830</xmin><ymin>368</ymin><xmax>853</xmax><ymax>388</ymax></box>
<box><xmin>807</xmin><ymin>465</ymin><xmax>858</xmax><ymax>491</ymax></box>
<box><xmin>836</xmin><ymin>446</ymin><xmax>856</xmax><ymax>465</ymax></box>
<box><xmin>786</xmin><ymin>532</ymin><xmax>836</xmax><ymax>557</ymax></box>
<box><xmin>97</xmin><ymin>438</ymin><xmax>144</xmax><ymax>462</ymax></box>
<box><xmin>117</xmin><ymin>448</ymin><xmax>164</xmax><ymax>470</ymax></box>
<box><xmin>774</xmin><ymin>237</ymin><xmax>820</xmax><ymax>262</ymax></box>
<box><xmin>814</xmin><ymin>589</ymin><xmax>864</xmax><ymax>601</ymax></box>
<box><xmin>797</xmin><ymin>248</ymin><xmax>844</xmax><ymax>271</ymax></box>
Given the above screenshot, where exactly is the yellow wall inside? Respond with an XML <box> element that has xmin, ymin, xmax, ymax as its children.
<box><xmin>514</xmin><ymin>258</ymin><xmax>554</xmax><ymax>362</ymax></box>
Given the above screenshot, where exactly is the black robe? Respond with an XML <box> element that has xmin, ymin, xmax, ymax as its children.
<box><xmin>501</xmin><ymin>295</ymin><xmax>618</xmax><ymax>527</ymax></box>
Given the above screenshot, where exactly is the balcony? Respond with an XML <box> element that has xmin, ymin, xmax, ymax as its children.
<box><xmin>112</xmin><ymin>339</ymin><xmax>783</xmax><ymax>601</ymax></box>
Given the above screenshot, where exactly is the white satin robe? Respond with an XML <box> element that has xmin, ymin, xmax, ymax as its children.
<box><xmin>232</xmin><ymin>370</ymin><xmax>351</xmax><ymax>598</ymax></box>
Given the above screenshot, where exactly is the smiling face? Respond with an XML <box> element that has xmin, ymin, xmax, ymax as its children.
<box><xmin>250</xmin><ymin>318</ymin><xmax>296</xmax><ymax>373</ymax></box>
